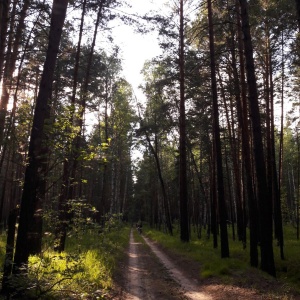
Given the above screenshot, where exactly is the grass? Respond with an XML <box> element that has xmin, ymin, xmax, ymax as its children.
<box><xmin>274</xmin><ymin>226</ymin><xmax>300</xmax><ymax>286</ymax></box>
<box><xmin>144</xmin><ymin>224</ymin><xmax>300</xmax><ymax>296</ymax></box>
<box><xmin>0</xmin><ymin>221</ymin><xmax>130</xmax><ymax>299</ymax></box>
<box><xmin>0</xmin><ymin>233</ymin><xmax>6</xmax><ymax>266</ymax></box>
<box><xmin>0</xmin><ymin>222</ymin><xmax>299</xmax><ymax>298</ymax></box>
<box><xmin>146</xmin><ymin>225</ymin><xmax>248</xmax><ymax>277</ymax></box>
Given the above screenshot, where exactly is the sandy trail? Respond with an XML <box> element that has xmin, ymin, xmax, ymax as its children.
<box><xmin>125</xmin><ymin>230</ymin><xmax>212</xmax><ymax>300</ymax></box>
<box><xmin>113</xmin><ymin>229</ymin><xmax>300</xmax><ymax>300</ymax></box>
<box><xmin>126</xmin><ymin>230</ymin><xmax>146</xmax><ymax>299</ymax></box>
<box><xmin>142</xmin><ymin>235</ymin><xmax>212</xmax><ymax>300</ymax></box>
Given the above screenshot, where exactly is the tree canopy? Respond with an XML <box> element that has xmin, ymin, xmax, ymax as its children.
<box><xmin>0</xmin><ymin>1</ymin><xmax>300</xmax><ymax>295</ymax></box>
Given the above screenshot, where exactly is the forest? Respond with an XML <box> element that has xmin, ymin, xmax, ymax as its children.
<box><xmin>0</xmin><ymin>0</ymin><xmax>300</xmax><ymax>299</ymax></box>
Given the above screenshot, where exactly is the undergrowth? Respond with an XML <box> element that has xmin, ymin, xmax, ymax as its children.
<box><xmin>0</xmin><ymin>215</ymin><xmax>130</xmax><ymax>299</ymax></box>
<box><xmin>30</xmin><ymin>223</ymin><xmax>129</xmax><ymax>299</ymax></box>
<box><xmin>144</xmin><ymin>224</ymin><xmax>300</xmax><ymax>296</ymax></box>
<box><xmin>0</xmin><ymin>233</ymin><xmax>6</xmax><ymax>266</ymax></box>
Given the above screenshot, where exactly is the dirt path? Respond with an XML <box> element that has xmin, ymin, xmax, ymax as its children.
<box><xmin>142</xmin><ymin>235</ymin><xmax>212</xmax><ymax>300</ymax></box>
<box><xmin>117</xmin><ymin>230</ymin><xmax>212</xmax><ymax>300</ymax></box>
<box><xmin>111</xmin><ymin>229</ymin><xmax>300</xmax><ymax>300</ymax></box>
<box><xmin>123</xmin><ymin>230</ymin><xmax>188</xmax><ymax>299</ymax></box>
<box><xmin>126</xmin><ymin>230</ymin><xmax>143</xmax><ymax>299</ymax></box>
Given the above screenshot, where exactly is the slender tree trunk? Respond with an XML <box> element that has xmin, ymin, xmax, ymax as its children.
<box><xmin>136</xmin><ymin>102</ymin><xmax>173</xmax><ymax>235</ymax></box>
<box><xmin>268</xmin><ymin>46</ymin><xmax>284</xmax><ymax>260</ymax></box>
<box><xmin>234</xmin><ymin>0</ymin><xmax>259</xmax><ymax>267</ymax></box>
<box><xmin>208</xmin><ymin>0</ymin><xmax>229</xmax><ymax>258</ymax></box>
<box><xmin>0</xmin><ymin>16</ymin><xmax>36</xmax><ymax>226</ymax></box>
<box><xmin>223</xmin><ymin>138</ymin><xmax>236</xmax><ymax>241</ymax></box>
<box><xmin>13</xmin><ymin>0</ymin><xmax>68</xmax><ymax>270</ymax></box>
<box><xmin>0</xmin><ymin>0</ymin><xmax>30</xmax><ymax>145</ymax></box>
<box><xmin>278</xmin><ymin>30</ymin><xmax>284</xmax><ymax>243</ymax></box>
<box><xmin>239</xmin><ymin>0</ymin><xmax>276</xmax><ymax>276</ymax></box>
<box><xmin>178</xmin><ymin>0</ymin><xmax>189</xmax><ymax>242</ymax></box>
<box><xmin>72</xmin><ymin>0</ymin><xmax>104</xmax><ymax>205</ymax></box>
<box><xmin>101</xmin><ymin>74</ymin><xmax>110</xmax><ymax>217</ymax></box>
<box><xmin>54</xmin><ymin>0</ymin><xmax>90</xmax><ymax>252</ymax></box>
<box><xmin>218</xmin><ymin>69</ymin><xmax>243</xmax><ymax>244</ymax></box>
<box><xmin>0</xmin><ymin>0</ymin><xmax>10</xmax><ymax>84</ymax></box>
<box><xmin>210</xmin><ymin>146</ymin><xmax>218</xmax><ymax>248</ymax></box>
<box><xmin>1</xmin><ymin>207</ymin><xmax>19</xmax><ymax>294</ymax></box>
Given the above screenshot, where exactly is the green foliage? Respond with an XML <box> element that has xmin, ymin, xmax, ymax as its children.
<box><xmin>0</xmin><ymin>233</ymin><xmax>6</xmax><ymax>269</ymax></box>
<box><xmin>146</xmin><ymin>225</ymin><xmax>248</xmax><ymax>278</ymax></box>
<box><xmin>274</xmin><ymin>226</ymin><xmax>300</xmax><ymax>286</ymax></box>
<box><xmin>144</xmin><ymin>225</ymin><xmax>300</xmax><ymax>294</ymax></box>
<box><xmin>6</xmin><ymin>217</ymin><xmax>130</xmax><ymax>299</ymax></box>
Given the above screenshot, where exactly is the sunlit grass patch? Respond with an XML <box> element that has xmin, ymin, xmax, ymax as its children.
<box><xmin>25</xmin><ymin>224</ymin><xmax>131</xmax><ymax>299</ymax></box>
<box><xmin>0</xmin><ymin>232</ymin><xmax>6</xmax><ymax>269</ymax></box>
<box><xmin>145</xmin><ymin>225</ymin><xmax>249</xmax><ymax>279</ymax></box>
<box><xmin>144</xmin><ymin>224</ymin><xmax>300</xmax><ymax>296</ymax></box>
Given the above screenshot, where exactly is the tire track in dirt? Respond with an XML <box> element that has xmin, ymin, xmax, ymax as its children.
<box><xmin>142</xmin><ymin>235</ymin><xmax>212</xmax><ymax>300</ymax></box>
<box><xmin>126</xmin><ymin>230</ymin><xmax>188</xmax><ymax>299</ymax></box>
<box><xmin>125</xmin><ymin>229</ymin><xmax>212</xmax><ymax>299</ymax></box>
<box><xmin>126</xmin><ymin>230</ymin><xmax>144</xmax><ymax>299</ymax></box>
<box><xmin>120</xmin><ymin>230</ymin><xmax>300</xmax><ymax>300</ymax></box>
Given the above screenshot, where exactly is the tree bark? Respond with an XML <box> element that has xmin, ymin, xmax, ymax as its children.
<box><xmin>2</xmin><ymin>207</ymin><xmax>19</xmax><ymax>294</ymax></box>
<box><xmin>278</xmin><ymin>30</ymin><xmax>285</xmax><ymax>253</ymax></box>
<box><xmin>267</xmin><ymin>41</ymin><xmax>284</xmax><ymax>260</ymax></box>
<box><xmin>210</xmin><ymin>146</ymin><xmax>218</xmax><ymax>248</ymax></box>
<box><xmin>217</xmin><ymin>69</ymin><xmax>243</xmax><ymax>244</ymax></box>
<box><xmin>238</xmin><ymin>0</ymin><xmax>276</xmax><ymax>276</ymax></box>
<box><xmin>13</xmin><ymin>0</ymin><xmax>69</xmax><ymax>270</ymax></box>
<box><xmin>0</xmin><ymin>0</ymin><xmax>10</xmax><ymax>84</ymax></box>
<box><xmin>0</xmin><ymin>0</ymin><xmax>30</xmax><ymax>146</ymax></box>
<box><xmin>208</xmin><ymin>0</ymin><xmax>229</xmax><ymax>258</ymax></box>
<box><xmin>179</xmin><ymin>0</ymin><xmax>189</xmax><ymax>242</ymax></box>
<box><xmin>235</xmin><ymin>0</ymin><xmax>259</xmax><ymax>267</ymax></box>
<box><xmin>54</xmin><ymin>0</ymin><xmax>87</xmax><ymax>252</ymax></box>
<box><xmin>136</xmin><ymin>101</ymin><xmax>173</xmax><ymax>235</ymax></box>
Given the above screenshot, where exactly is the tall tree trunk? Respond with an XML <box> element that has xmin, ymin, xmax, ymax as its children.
<box><xmin>208</xmin><ymin>0</ymin><xmax>229</xmax><ymax>258</ymax></box>
<box><xmin>218</xmin><ymin>69</ymin><xmax>243</xmax><ymax>244</ymax></box>
<box><xmin>210</xmin><ymin>145</ymin><xmax>218</xmax><ymax>248</ymax></box>
<box><xmin>0</xmin><ymin>0</ymin><xmax>30</xmax><ymax>146</ymax></box>
<box><xmin>0</xmin><ymin>0</ymin><xmax>10</xmax><ymax>84</ymax></box>
<box><xmin>179</xmin><ymin>0</ymin><xmax>189</xmax><ymax>242</ymax></box>
<box><xmin>72</xmin><ymin>0</ymin><xmax>104</xmax><ymax>194</ymax></box>
<box><xmin>268</xmin><ymin>44</ymin><xmax>284</xmax><ymax>260</ymax></box>
<box><xmin>0</xmin><ymin>13</ymin><xmax>38</xmax><ymax>227</ymax></box>
<box><xmin>54</xmin><ymin>0</ymin><xmax>89</xmax><ymax>252</ymax></box>
<box><xmin>278</xmin><ymin>30</ymin><xmax>285</xmax><ymax>245</ymax></box>
<box><xmin>101</xmin><ymin>74</ymin><xmax>110</xmax><ymax>218</ymax></box>
<box><xmin>136</xmin><ymin>102</ymin><xmax>173</xmax><ymax>235</ymax></box>
<box><xmin>13</xmin><ymin>0</ymin><xmax>68</xmax><ymax>270</ymax></box>
<box><xmin>238</xmin><ymin>0</ymin><xmax>276</xmax><ymax>276</ymax></box>
<box><xmin>1</xmin><ymin>207</ymin><xmax>19</xmax><ymax>294</ymax></box>
<box><xmin>55</xmin><ymin>1</ymin><xmax>104</xmax><ymax>251</ymax></box>
<box><xmin>235</xmin><ymin>0</ymin><xmax>259</xmax><ymax>267</ymax></box>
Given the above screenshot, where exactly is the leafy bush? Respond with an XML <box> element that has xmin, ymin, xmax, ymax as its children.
<box><xmin>2</xmin><ymin>211</ymin><xmax>130</xmax><ymax>299</ymax></box>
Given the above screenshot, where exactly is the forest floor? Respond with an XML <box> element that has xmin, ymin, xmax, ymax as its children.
<box><xmin>109</xmin><ymin>229</ymin><xmax>300</xmax><ymax>300</ymax></box>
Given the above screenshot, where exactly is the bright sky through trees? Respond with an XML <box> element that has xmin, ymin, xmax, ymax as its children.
<box><xmin>111</xmin><ymin>0</ymin><xmax>169</xmax><ymax>100</ymax></box>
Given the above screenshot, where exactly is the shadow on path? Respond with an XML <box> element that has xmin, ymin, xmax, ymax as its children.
<box><xmin>125</xmin><ymin>229</ymin><xmax>212</xmax><ymax>300</ymax></box>
<box><xmin>142</xmin><ymin>234</ymin><xmax>212</xmax><ymax>300</ymax></box>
